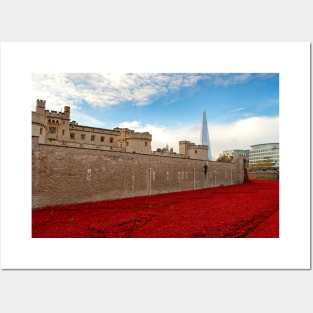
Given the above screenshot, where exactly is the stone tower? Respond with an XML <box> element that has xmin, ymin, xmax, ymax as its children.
<box><xmin>200</xmin><ymin>111</ymin><xmax>212</xmax><ymax>160</ymax></box>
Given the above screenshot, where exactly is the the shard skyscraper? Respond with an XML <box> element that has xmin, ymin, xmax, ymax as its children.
<box><xmin>200</xmin><ymin>111</ymin><xmax>212</xmax><ymax>160</ymax></box>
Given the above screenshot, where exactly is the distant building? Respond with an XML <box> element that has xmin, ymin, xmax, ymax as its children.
<box><xmin>200</xmin><ymin>111</ymin><xmax>212</xmax><ymax>160</ymax></box>
<box><xmin>249</xmin><ymin>143</ymin><xmax>279</xmax><ymax>170</ymax></box>
<box><xmin>219</xmin><ymin>149</ymin><xmax>249</xmax><ymax>159</ymax></box>
<box><xmin>153</xmin><ymin>145</ymin><xmax>178</xmax><ymax>157</ymax></box>
<box><xmin>218</xmin><ymin>149</ymin><xmax>249</xmax><ymax>166</ymax></box>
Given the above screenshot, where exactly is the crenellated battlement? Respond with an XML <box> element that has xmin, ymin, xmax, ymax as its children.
<box><xmin>127</xmin><ymin>132</ymin><xmax>152</xmax><ymax>141</ymax></box>
<box><xmin>46</xmin><ymin>107</ymin><xmax>70</xmax><ymax>120</ymax></box>
<box><xmin>46</xmin><ymin>110</ymin><xmax>66</xmax><ymax>117</ymax></box>
<box><xmin>187</xmin><ymin>143</ymin><xmax>208</xmax><ymax>150</ymax></box>
<box><xmin>35</xmin><ymin>99</ymin><xmax>70</xmax><ymax>120</ymax></box>
<box><xmin>36</xmin><ymin>99</ymin><xmax>46</xmax><ymax>109</ymax></box>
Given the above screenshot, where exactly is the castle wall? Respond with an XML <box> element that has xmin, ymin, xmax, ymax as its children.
<box><xmin>32</xmin><ymin>137</ymin><xmax>244</xmax><ymax>209</ymax></box>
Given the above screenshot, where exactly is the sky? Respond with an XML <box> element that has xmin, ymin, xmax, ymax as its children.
<box><xmin>32</xmin><ymin>73</ymin><xmax>279</xmax><ymax>160</ymax></box>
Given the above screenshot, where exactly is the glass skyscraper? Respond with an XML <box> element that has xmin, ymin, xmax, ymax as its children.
<box><xmin>200</xmin><ymin>111</ymin><xmax>212</xmax><ymax>160</ymax></box>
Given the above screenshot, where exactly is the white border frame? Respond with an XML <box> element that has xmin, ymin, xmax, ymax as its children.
<box><xmin>0</xmin><ymin>42</ymin><xmax>310</xmax><ymax>269</ymax></box>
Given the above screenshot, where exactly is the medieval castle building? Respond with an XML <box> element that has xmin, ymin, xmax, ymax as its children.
<box><xmin>32</xmin><ymin>99</ymin><xmax>208</xmax><ymax>160</ymax></box>
<box><xmin>32</xmin><ymin>99</ymin><xmax>244</xmax><ymax>209</ymax></box>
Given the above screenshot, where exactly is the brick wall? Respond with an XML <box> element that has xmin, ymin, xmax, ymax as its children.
<box><xmin>32</xmin><ymin>137</ymin><xmax>244</xmax><ymax>209</ymax></box>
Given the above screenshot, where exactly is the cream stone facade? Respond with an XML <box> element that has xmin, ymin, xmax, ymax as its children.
<box><xmin>32</xmin><ymin>99</ymin><xmax>152</xmax><ymax>155</ymax></box>
<box><xmin>32</xmin><ymin>99</ymin><xmax>208</xmax><ymax>160</ymax></box>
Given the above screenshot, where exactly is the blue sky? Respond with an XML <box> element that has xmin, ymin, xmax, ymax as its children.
<box><xmin>32</xmin><ymin>73</ymin><xmax>279</xmax><ymax>160</ymax></box>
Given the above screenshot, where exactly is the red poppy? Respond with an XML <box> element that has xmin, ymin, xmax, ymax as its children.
<box><xmin>32</xmin><ymin>180</ymin><xmax>279</xmax><ymax>238</ymax></box>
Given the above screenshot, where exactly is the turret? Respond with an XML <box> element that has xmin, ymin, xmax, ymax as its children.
<box><xmin>179</xmin><ymin>140</ymin><xmax>208</xmax><ymax>160</ymax></box>
<box><xmin>179</xmin><ymin>141</ymin><xmax>190</xmax><ymax>158</ymax></box>
<box><xmin>125</xmin><ymin>131</ymin><xmax>152</xmax><ymax>154</ymax></box>
<box><xmin>64</xmin><ymin>106</ymin><xmax>70</xmax><ymax>119</ymax></box>
<box><xmin>36</xmin><ymin>99</ymin><xmax>46</xmax><ymax>115</ymax></box>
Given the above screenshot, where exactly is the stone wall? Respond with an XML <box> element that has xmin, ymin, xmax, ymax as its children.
<box><xmin>32</xmin><ymin>137</ymin><xmax>244</xmax><ymax>209</ymax></box>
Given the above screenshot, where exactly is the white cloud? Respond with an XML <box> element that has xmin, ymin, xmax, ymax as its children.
<box><xmin>32</xmin><ymin>73</ymin><xmax>80</xmax><ymax>111</ymax></box>
<box><xmin>142</xmin><ymin>124</ymin><xmax>193</xmax><ymax>152</ymax></box>
<box><xmin>118</xmin><ymin>116</ymin><xmax>279</xmax><ymax>160</ymax></box>
<box><xmin>117</xmin><ymin>121</ymin><xmax>142</xmax><ymax>129</ymax></box>
<box><xmin>228</xmin><ymin>106</ymin><xmax>245</xmax><ymax>113</ymax></box>
<box><xmin>212</xmin><ymin>73</ymin><xmax>252</xmax><ymax>87</ymax></box>
<box><xmin>210</xmin><ymin>116</ymin><xmax>279</xmax><ymax>158</ymax></box>
<box><xmin>32</xmin><ymin>72</ymin><xmax>279</xmax><ymax>159</ymax></box>
<box><xmin>70</xmin><ymin>111</ymin><xmax>105</xmax><ymax>128</ymax></box>
<box><xmin>117</xmin><ymin>121</ymin><xmax>194</xmax><ymax>153</ymax></box>
<box><xmin>33</xmin><ymin>73</ymin><xmax>262</xmax><ymax>110</ymax></box>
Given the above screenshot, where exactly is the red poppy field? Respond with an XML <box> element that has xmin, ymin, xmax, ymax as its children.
<box><xmin>32</xmin><ymin>180</ymin><xmax>279</xmax><ymax>238</ymax></box>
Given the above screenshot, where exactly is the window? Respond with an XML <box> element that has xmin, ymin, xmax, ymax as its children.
<box><xmin>195</xmin><ymin>150</ymin><xmax>197</xmax><ymax>154</ymax></box>
<box><xmin>91</xmin><ymin>135</ymin><xmax>95</xmax><ymax>141</ymax></box>
<box><xmin>49</xmin><ymin>127</ymin><xmax>56</xmax><ymax>134</ymax></box>
<box><xmin>145</xmin><ymin>142</ymin><xmax>147</xmax><ymax>147</ymax></box>
<box><xmin>110</xmin><ymin>137</ymin><xmax>114</xmax><ymax>143</ymax></box>
<box><xmin>40</xmin><ymin>128</ymin><xmax>43</xmax><ymax>135</ymax></box>
<box><xmin>101</xmin><ymin>136</ymin><xmax>104</xmax><ymax>142</ymax></box>
<box><xmin>70</xmin><ymin>133</ymin><xmax>75</xmax><ymax>139</ymax></box>
<box><xmin>81</xmin><ymin>134</ymin><xmax>85</xmax><ymax>140</ymax></box>
<box><xmin>62</xmin><ymin>130</ymin><xmax>65</xmax><ymax>136</ymax></box>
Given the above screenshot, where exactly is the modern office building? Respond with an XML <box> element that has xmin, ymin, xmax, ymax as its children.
<box><xmin>249</xmin><ymin>143</ymin><xmax>279</xmax><ymax>170</ymax></box>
